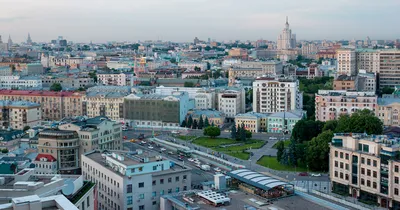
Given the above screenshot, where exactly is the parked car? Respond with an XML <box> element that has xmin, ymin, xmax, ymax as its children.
<box><xmin>160</xmin><ymin>148</ymin><xmax>166</xmax><ymax>152</ymax></box>
<box><xmin>269</xmin><ymin>137</ymin><xmax>277</xmax><ymax>140</ymax></box>
<box><xmin>148</xmin><ymin>146</ymin><xmax>154</xmax><ymax>149</ymax></box>
<box><xmin>188</xmin><ymin>158</ymin><xmax>194</xmax><ymax>162</ymax></box>
<box><xmin>311</xmin><ymin>173</ymin><xmax>321</xmax><ymax>177</ymax></box>
<box><xmin>298</xmin><ymin>172</ymin><xmax>308</xmax><ymax>176</ymax></box>
<box><xmin>214</xmin><ymin>167</ymin><xmax>221</xmax><ymax>172</ymax></box>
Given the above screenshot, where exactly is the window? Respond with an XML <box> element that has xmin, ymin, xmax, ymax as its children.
<box><xmin>160</xmin><ymin>179</ymin><xmax>164</xmax><ymax>184</ymax></box>
<box><xmin>345</xmin><ymin>164</ymin><xmax>349</xmax><ymax>170</ymax></box>
<box><xmin>345</xmin><ymin>174</ymin><xmax>349</xmax><ymax>180</ymax></box>
<box><xmin>183</xmin><ymin>175</ymin><xmax>187</xmax><ymax>180</ymax></box>
<box><xmin>153</xmin><ymin>201</ymin><xmax>157</xmax><ymax>205</ymax></box>
<box><xmin>340</xmin><ymin>152</ymin><xmax>343</xmax><ymax>159</ymax></box>
<box><xmin>367</xmin><ymin>180</ymin><xmax>371</xmax><ymax>187</ymax></box>
<box><xmin>87</xmin><ymin>197</ymin><xmax>90</xmax><ymax>207</ymax></box>
<box><xmin>335</xmin><ymin>161</ymin><xmax>338</xmax><ymax>167</ymax></box>
<box><xmin>340</xmin><ymin>162</ymin><xmax>343</xmax><ymax>169</ymax></box>
<box><xmin>361</xmin><ymin>157</ymin><xmax>365</xmax><ymax>164</ymax></box>
<box><xmin>396</xmin><ymin>177</ymin><xmax>399</xmax><ymax>184</ymax></box>
<box><xmin>175</xmin><ymin>176</ymin><xmax>180</xmax><ymax>182</ymax></box>
<box><xmin>160</xmin><ymin>190</ymin><xmax>164</xmax><ymax>195</ymax></box>
<box><xmin>335</xmin><ymin>151</ymin><xmax>338</xmax><ymax>157</ymax></box>
<box><xmin>373</xmin><ymin>160</ymin><xmax>377</xmax><ymax>167</ymax></box>
<box><xmin>396</xmin><ymin>188</ymin><xmax>399</xmax><ymax>196</ymax></box>
<box><xmin>345</xmin><ymin>153</ymin><xmax>349</xmax><ymax>160</ymax></box>
<box><xmin>168</xmin><ymin>189</ymin><xmax>172</xmax><ymax>194</ymax></box>
<box><xmin>361</xmin><ymin>168</ymin><xmax>365</xmax><ymax>175</ymax></box>
<box><xmin>127</xmin><ymin>184</ymin><xmax>132</xmax><ymax>193</ymax></box>
<box><xmin>340</xmin><ymin>172</ymin><xmax>343</xmax><ymax>179</ymax></box>
<box><xmin>373</xmin><ymin>182</ymin><xmax>377</xmax><ymax>189</ymax></box>
<box><xmin>176</xmin><ymin>187</ymin><xmax>180</xmax><ymax>192</ymax></box>
<box><xmin>184</xmin><ymin>186</ymin><xmax>187</xmax><ymax>190</ymax></box>
<box><xmin>361</xmin><ymin>178</ymin><xmax>365</xmax><ymax>185</ymax></box>
<box><xmin>152</xmin><ymin>180</ymin><xmax>156</xmax><ymax>186</ymax></box>
<box><xmin>367</xmin><ymin>169</ymin><xmax>371</xmax><ymax>176</ymax></box>
<box><xmin>139</xmin><ymin>205</ymin><xmax>144</xmax><ymax>210</ymax></box>
<box><xmin>138</xmin><ymin>182</ymin><xmax>144</xmax><ymax>188</ymax></box>
<box><xmin>153</xmin><ymin>166</ymin><xmax>157</xmax><ymax>171</ymax></box>
<box><xmin>373</xmin><ymin>171</ymin><xmax>377</xmax><ymax>178</ymax></box>
<box><xmin>367</xmin><ymin>159</ymin><xmax>371</xmax><ymax>165</ymax></box>
<box><xmin>396</xmin><ymin>166</ymin><xmax>399</xmax><ymax>173</ymax></box>
<box><xmin>139</xmin><ymin>193</ymin><xmax>144</xmax><ymax>199</ymax></box>
<box><xmin>334</xmin><ymin>171</ymin><xmax>338</xmax><ymax>177</ymax></box>
<box><xmin>127</xmin><ymin>196</ymin><xmax>133</xmax><ymax>205</ymax></box>
<box><xmin>168</xmin><ymin>178</ymin><xmax>172</xmax><ymax>183</ymax></box>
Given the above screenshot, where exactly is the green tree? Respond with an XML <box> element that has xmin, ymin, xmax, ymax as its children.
<box><xmin>291</xmin><ymin>120</ymin><xmax>325</xmax><ymax>143</ymax></box>
<box><xmin>203</xmin><ymin>126</ymin><xmax>221</xmax><ymax>138</ymax></box>
<box><xmin>192</xmin><ymin>119</ymin><xmax>198</xmax><ymax>129</ymax></box>
<box><xmin>231</xmin><ymin>122</ymin><xmax>237</xmax><ymax>139</ymax></box>
<box><xmin>323</xmin><ymin>120</ymin><xmax>338</xmax><ymax>132</ymax></box>
<box><xmin>240</xmin><ymin>122</ymin><xmax>246</xmax><ymax>141</ymax></box>
<box><xmin>287</xmin><ymin>138</ymin><xmax>298</xmax><ymax>166</ymax></box>
<box><xmin>187</xmin><ymin>116</ymin><xmax>193</xmax><ymax>128</ymax></box>
<box><xmin>276</xmin><ymin>141</ymin><xmax>285</xmax><ymax>162</ymax></box>
<box><xmin>306</xmin><ymin>130</ymin><xmax>334</xmax><ymax>171</ymax></box>
<box><xmin>335</xmin><ymin>109</ymin><xmax>383</xmax><ymax>134</ymax></box>
<box><xmin>204</xmin><ymin>46</ymin><xmax>211</xmax><ymax>51</ymax></box>
<box><xmin>198</xmin><ymin>116</ymin><xmax>204</xmax><ymax>129</ymax></box>
<box><xmin>1</xmin><ymin>149</ymin><xmax>8</xmax><ymax>153</ymax></box>
<box><xmin>50</xmin><ymin>83</ymin><xmax>62</xmax><ymax>91</ymax></box>
<box><xmin>88</xmin><ymin>71</ymin><xmax>98</xmax><ymax>83</ymax></box>
<box><xmin>184</xmin><ymin>81</ymin><xmax>195</xmax><ymax>87</ymax></box>
<box><xmin>204</xmin><ymin>117</ymin><xmax>210</xmax><ymax>128</ymax></box>
<box><xmin>245</xmin><ymin>130</ymin><xmax>252</xmax><ymax>139</ymax></box>
<box><xmin>381</xmin><ymin>87</ymin><xmax>395</xmax><ymax>95</ymax></box>
<box><xmin>194</xmin><ymin>66</ymin><xmax>201</xmax><ymax>71</ymax></box>
<box><xmin>23</xmin><ymin>126</ymin><xmax>30</xmax><ymax>131</ymax></box>
<box><xmin>181</xmin><ymin>120</ymin><xmax>187</xmax><ymax>127</ymax></box>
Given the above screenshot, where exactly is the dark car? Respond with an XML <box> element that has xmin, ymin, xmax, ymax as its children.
<box><xmin>298</xmin><ymin>172</ymin><xmax>308</xmax><ymax>176</ymax></box>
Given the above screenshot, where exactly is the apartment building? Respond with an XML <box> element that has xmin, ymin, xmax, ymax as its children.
<box><xmin>82</xmin><ymin>150</ymin><xmax>191</xmax><ymax>210</ymax></box>
<box><xmin>0</xmin><ymin>76</ymin><xmax>42</xmax><ymax>90</ymax></box>
<box><xmin>336</xmin><ymin>48</ymin><xmax>356</xmax><ymax>76</ymax></box>
<box><xmin>124</xmin><ymin>92</ymin><xmax>192</xmax><ymax>128</ymax></box>
<box><xmin>378</xmin><ymin>50</ymin><xmax>400</xmax><ymax>89</ymax></box>
<box><xmin>193</xmin><ymin>90</ymin><xmax>215</xmax><ymax>110</ymax></box>
<box><xmin>315</xmin><ymin>90</ymin><xmax>377</xmax><ymax>122</ymax></box>
<box><xmin>98</xmin><ymin>73</ymin><xmax>132</xmax><ymax>86</ymax></box>
<box><xmin>0</xmin><ymin>100</ymin><xmax>41</xmax><ymax>130</ymax></box>
<box><xmin>356</xmin><ymin>49</ymin><xmax>380</xmax><ymax>73</ymax></box>
<box><xmin>330</xmin><ymin>133</ymin><xmax>400</xmax><ymax>209</ymax></box>
<box><xmin>358</xmin><ymin>70</ymin><xmax>377</xmax><ymax>93</ymax></box>
<box><xmin>234</xmin><ymin>112</ymin><xmax>268</xmax><ymax>133</ymax></box>
<box><xmin>42</xmin><ymin>75</ymin><xmax>95</xmax><ymax>89</ymax></box>
<box><xmin>0</xmin><ymin>90</ymin><xmax>83</xmax><ymax>121</ymax></box>
<box><xmin>228</xmin><ymin>61</ymin><xmax>283</xmax><ymax>86</ymax></box>
<box><xmin>58</xmin><ymin>116</ymin><xmax>123</xmax><ymax>152</ymax></box>
<box><xmin>333</xmin><ymin>75</ymin><xmax>358</xmax><ymax>91</ymax></box>
<box><xmin>253</xmin><ymin>77</ymin><xmax>303</xmax><ymax>113</ymax></box>
<box><xmin>376</xmin><ymin>94</ymin><xmax>400</xmax><ymax>127</ymax></box>
<box><xmin>217</xmin><ymin>89</ymin><xmax>246</xmax><ymax>119</ymax></box>
<box><xmin>83</xmin><ymin>86</ymin><xmax>131</xmax><ymax>121</ymax></box>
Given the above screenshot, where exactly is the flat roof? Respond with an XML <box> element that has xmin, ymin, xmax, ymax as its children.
<box><xmin>228</xmin><ymin>169</ymin><xmax>293</xmax><ymax>191</ymax></box>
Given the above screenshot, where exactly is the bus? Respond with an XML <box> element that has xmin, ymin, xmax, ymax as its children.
<box><xmin>177</xmin><ymin>149</ymin><xmax>192</xmax><ymax>157</ymax></box>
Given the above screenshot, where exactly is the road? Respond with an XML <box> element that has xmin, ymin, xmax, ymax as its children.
<box><xmin>122</xmin><ymin>129</ymin><xmax>329</xmax><ymax>183</ymax></box>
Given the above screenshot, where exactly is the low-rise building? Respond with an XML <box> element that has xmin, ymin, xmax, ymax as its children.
<box><xmin>0</xmin><ymin>130</ymin><xmax>24</xmax><ymax>152</ymax></box>
<box><xmin>0</xmin><ymin>76</ymin><xmax>42</xmax><ymax>90</ymax></box>
<box><xmin>178</xmin><ymin>61</ymin><xmax>207</xmax><ymax>71</ymax></box>
<box><xmin>235</xmin><ymin>112</ymin><xmax>268</xmax><ymax>133</ymax></box>
<box><xmin>377</xmin><ymin>94</ymin><xmax>400</xmax><ymax>127</ymax></box>
<box><xmin>34</xmin><ymin>154</ymin><xmax>57</xmax><ymax>175</ymax></box>
<box><xmin>82</xmin><ymin>150</ymin><xmax>192</xmax><ymax>210</ymax></box>
<box><xmin>315</xmin><ymin>90</ymin><xmax>377</xmax><ymax>122</ymax></box>
<box><xmin>26</xmin><ymin>63</ymin><xmax>44</xmax><ymax>75</ymax></box>
<box><xmin>358</xmin><ymin>70</ymin><xmax>377</xmax><ymax>93</ymax></box>
<box><xmin>42</xmin><ymin>75</ymin><xmax>94</xmax><ymax>90</ymax></box>
<box><xmin>329</xmin><ymin>133</ymin><xmax>400</xmax><ymax>208</ymax></box>
<box><xmin>217</xmin><ymin>89</ymin><xmax>246</xmax><ymax>119</ymax></box>
<box><xmin>98</xmin><ymin>73</ymin><xmax>132</xmax><ymax>86</ymax></box>
<box><xmin>187</xmin><ymin>109</ymin><xmax>225</xmax><ymax>127</ymax></box>
<box><xmin>333</xmin><ymin>75</ymin><xmax>357</xmax><ymax>91</ymax></box>
<box><xmin>228</xmin><ymin>61</ymin><xmax>283</xmax><ymax>86</ymax></box>
<box><xmin>0</xmin><ymin>100</ymin><xmax>41</xmax><ymax>130</ymax></box>
<box><xmin>267</xmin><ymin>110</ymin><xmax>305</xmax><ymax>133</ymax></box>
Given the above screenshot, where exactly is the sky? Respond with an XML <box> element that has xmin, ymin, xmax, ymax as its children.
<box><xmin>0</xmin><ymin>0</ymin><xmax>399</xmax><ymax>43</ymax></box>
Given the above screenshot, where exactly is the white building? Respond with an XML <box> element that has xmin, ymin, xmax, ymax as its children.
<box><xmin>82</xmin><ymin>150</ymin><xmax>191</xmax><ymax>210</ymax></box>
<box><xmin>0</xmin><ymin>67</ymin><xmax>11</xmax><ymax>76</ymax></box>
<box><xmin>178</xmin><ymin>61</ymin><xmax>207</xmax><ymax>71</ymax></box>
<box><xmin>0</xmin><ymin>100</ymin><xmax>42</xmax><ymax>130</ymax></box>
<box><xmin>98</xmin><ymin>73</ymin><xmax>132</xmax><ymax>86</ymax></box>
<box><xmin>358</xmin><ymin>70</ymin><xmax>377</xmax><ymax>93</ymax></box>
<box><xmin>193</xmin><ymin>90</ymin><xmax>215</xmax><ymax>109</ymax></box>
<box><xmin>337</xmin><ymin>48</ymin><xmax>356</xmax><ymax>76</ymax></box>
<box><xmin>277</xmin><ymin>17</ymin><xmax>296</xmax><ymax>50</ymax></box>
<box><xmin>356</xmin><ymin>49</ymin><xmax>380</xmax><ymax>73</ymax></box>
<box><xmin>228</xmin><ymin>61</ymin><xmax>283</xmax><ymax>86</ymax></box>
<box><xmin>217</xmin><ymin>89</ymin><xmax>246</xmax><ymax>118</ymax></box>
<box><xmin>0</xmin><ymin>76</ymin><xmax>42</xmax><ymax>90</ymax></box>
<box><xmin>252</xmin><ymin>77</ymin><xmax>303</xmax><ymax>113</ymax></box>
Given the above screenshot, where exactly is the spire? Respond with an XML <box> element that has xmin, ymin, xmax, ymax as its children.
<box><xmin>286</xmin><ymin>16</ymin><xmax>288</xmax><ymax>24</ymax></box>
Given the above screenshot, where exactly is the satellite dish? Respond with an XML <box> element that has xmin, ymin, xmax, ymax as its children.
<box><xmin>62</xmin><ymin>179</ymin><xmax>75</xmax><ymax>196</ymax></box>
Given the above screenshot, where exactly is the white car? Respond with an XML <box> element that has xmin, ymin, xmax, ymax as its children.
<box><xmin>214</xmin><ymin>167</ymin><xmax>221</xmax><ymax>172</ymax></box>
<box><xmin>187</xmin><ymin>158</ymin><xmax>194</xmax><ymax>162</ymax></box>
<box><xmin>148</xmin><ymin>146</ymin><xmax>154</xmax><ymax>149</ymax></box>
<box><xmin>194</xmin><ymin>161</ymin><xmax>201</xmax><ymax>165</ymax></box>
<box><xmin>311</xmin><ymin>173</ymin><xmax>321</xmax><ymax>177</ymax></box>
<box><xmin>269</xmin><ymin>137</ymin><xmax>278</xmax><ymax>140</ymax></box>
<box><xmin>171</xmin><ymin>130</ymin><xmax>180</xmax><ymax>134</ymax></box>
<box><xmin>160</xmin><ymin>148</ymin><xmax>166</xmax><ymax>152</ymax></box>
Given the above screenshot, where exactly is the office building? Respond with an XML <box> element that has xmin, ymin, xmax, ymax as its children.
<box><xmin>217</xmin><ymin>89</ymin><xmax>246</xmax><ymax>118</ymax></box>
<box><xmin>82</xmin><ymin>150</ymin><xmax>191</xmax><ymax>210</ymax></box>
<box><xmin>228</xmin><ymin>61</ymin><xmax>283</xmax><ymax>86</ymax></box>
<box><xmin>337</xmin><ymin>49</ymin><xmax>356</xmax><ymax>76</ymax></box>
<box><xmin>82</xmin><ymin>86</ymin><xmax>131</xmax><ymax>121</ymax></box>
<box><xmin>124</xmin><ymin>92</ymin><xmax>192</xmax><ymax>128</ymax></box>
<box><xmin>267</xmin><ymin>110</ymin><xmax>305</xmax><ymax>133</ymax></box>
<box><xmin>315</xmin><ymin>90</ymin><xmax>377</xmax><ymax>122</ymax></box>
<box><xmin>0</xmin><ymin>100</ymin><xmax>41</xmax><ymax>130</ymax></box>
<box><xmin>357</xmin><ymin>70</ymin><xmax>377</xmax><ymax>93</ymax></box>
<box><xmin>378</xmin><ymin>50</ymin><xmax>400</xmax><ymax>89</ymax></box>
<box><xmin>329</xmin><ymin>133</ymin><xmax>400</xmax><ymax>208</ymax></box>
<box><xmin>356</xmin><ymin>49</ymin><xmax>380</xmax><ymax>73</ymax></box>
<box><xmin>0</xmin><ymin>90</ymin><xmax>83</xmax><ymax>121</ymax></box>
<box><xmin>277</xmin><ymin>17</ymin><xmax>296</xmax><ymax>50</ymax></box>
<box><xmin>253</xmin><ymin>77</ymin><xmax>303</xmax><ymax>113</ymax></box>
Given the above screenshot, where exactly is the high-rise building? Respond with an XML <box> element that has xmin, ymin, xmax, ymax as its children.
<box><xmin>7</xmin><ymin>35</ymin><xmax>12</xmax><ymax>49</ymax></box>
<box><xmin>82</xmin><ymin>150</ymin><xmax>192</xmax><ymax>210</ymax></box>
<box><xmin>329</xmin><ymin>133</ymin><xmax>400</xmax><ymax>208</ymax></box>
<box><xmin>277</xmin><ymin>17</ymin><xmax>296</xmax><ymax>50</ymax></box>
<box><xmin>27</xmin><ymin>33</ymin><xmax>32</xmax><ymax>45</ymax></box>
<box><xmin>336</xmin><ymin>48</ymin><xmax>357</xmax><ymax>76</ymax></box>
<box><xmin>378</xmin><ymin>50</ymin><xmax>400</xmax><ymax>89</ymax></box>
<box><xmin>252</xmin><ymin>77</ymin><xmax>303</xmax><ymax>113</ymax></box>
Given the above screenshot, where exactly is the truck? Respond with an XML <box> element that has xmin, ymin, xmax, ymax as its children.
<box><xmin>201</xmin><ymin>164</ymin><xmax>211</xmax><ymax>171</ymax></box>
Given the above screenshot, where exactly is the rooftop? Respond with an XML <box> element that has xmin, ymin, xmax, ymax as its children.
<box><xmin>0</xmin><ymin>130</ymin><xmax>24</xmax><ymax>142</ymax></box>
<box><xmin>0</xmin><ymin>90</ymin><xmax>81</xmax><ymax>97</ymax></box>
<box><xmin>268</xmin><ymin>110</ymin><xmax>305</xmax><ymax>119</ymax></box>
<box><xmin>0</xmin><ymin>100</ymin><xmax>40</xmax><ymax>108</ymax></box>
<box><xmin>235</xmin><ymin>112</ymin><xmax>269</xmax><ymax>119</ymax></box>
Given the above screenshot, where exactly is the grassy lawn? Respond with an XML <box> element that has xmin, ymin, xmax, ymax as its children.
<box><xmin>256</xmin><ymin>156</ymin><xmax>308</xmax><ymax>172</ymax></box>
<box><xmin>272</xmin><ymin>140</ymin><xmax>291</xmax><ymax>149</ymax></box>
<box><xmin>192</xmin><ymin>137</ymin><xmax>265</xmax><ymax>160</ymax></box>
<box><xmin>176</xmin><ymin>135</ymin><xmax>196</xmax><ymax>141</ymax></box>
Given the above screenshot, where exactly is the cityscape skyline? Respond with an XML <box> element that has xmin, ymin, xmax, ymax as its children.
<box><xmin>1</xmin><ymin>0</ymin><xmax>399</xmax><ymax>43</ymax></box>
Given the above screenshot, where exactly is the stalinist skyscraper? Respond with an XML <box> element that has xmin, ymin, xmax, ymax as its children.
<box><xmin>277</xmin><ymin>17</ymin><xmax>296</xmax><ymax>50</ymax></box>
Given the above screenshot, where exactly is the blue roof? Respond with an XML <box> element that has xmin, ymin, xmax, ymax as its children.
<box><xmin>228</xmin><ymin>169</ymin><xmax>293</xmax><ymax>191</ymax></box>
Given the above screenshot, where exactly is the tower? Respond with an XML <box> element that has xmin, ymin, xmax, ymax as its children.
<box><xmin>7</xmin><ymin>35</ymin><xmax>13</xmax><ymax>49</ymax></box>
<box><xmin>27</xmin><ymin>33</ymin><xmax>32</xmax><ymax>45</ymax></box>
<box><xmin>0</xmin><ymin>35</ymin><xmax>2</xmax><ymax>44</ymax></box>
<box><xmin>277</xmin><ymin>17</ymin><xmax>296</xmax><ymax>50</ymax></box>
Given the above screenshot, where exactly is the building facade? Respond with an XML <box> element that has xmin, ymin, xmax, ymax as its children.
<box><xmin>376</xmin><ymin>95</ymin><xmax>400</xmax><ymax>127</ymax></box>
<box><xmin>217</xmin><ymin>89</ymin><xmax>246</xmax><ymax>118</ymax></box>
<box><xmin>0</xmin><ymin>76</ymin><xmax>42</xmax><ymax>90</ymax></box>
<box><xmin>98</xmin><ymin>73</ymin><xmax>132</xmax><ymax>86</ymax></box>
<box><xmin>337</xmin><ymin>49</ymin><xmax>356</xmax><ymax>76</ymax></box>
<box><xmin>333</xmin><ymin>75</ymin><xmax>357</xmax><ymax>91</ymax></box>
<box><xmin>0</xmin><ymin>100</ymin><xmax>41</xmax><ymax>130</ymax></box>
<box><xmin>315</xmin><ymin>90</ymin><xmax>377</xmax><ymax>122</ymax></box>
<box><xmin>277</xmin><ymin>17</ymin><xmax>296</xmax><ymax>50</ymax></box>
<box><xmin>0</xmin><ymin>90</ymin><xmax>83</xmax><ymax>121</ymax></box>
<box><xmin>267</xmin><ymin>111</ymin><xmax>305</xmax><ymax>133</ymax></box>
<box><xmin>234</xmin><ymin>112</ymin><xmax>268</xmax><ymax>133</ymax></box>
<box><xmin>378</xmin><ymin>50</ymin><xmax>400</xmax><ymax>89</ymax></box>
<box><xmin>228</xmin><ymin>61</ymin><xmax>283</xmax><ymax>86</ymax></box>
<box><xmin>82</xmin><ymin>150</ymin><xmax>191</xmax><ymax>210</ymax></box>
<box><xmin>253</xmin><ymin>77</ymin><xmax>303</xmax><ymax>113</ymax></box>
<box><xmin>329</xmin><ymin>133</ymin><xmax>400</xmax><ymax>208</ymax></box>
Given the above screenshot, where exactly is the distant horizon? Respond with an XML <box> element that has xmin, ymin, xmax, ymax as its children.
<box><xmin>1</xmin><ymin>0</ymin><xmax>399</xmax><ymax>43</ymax></box>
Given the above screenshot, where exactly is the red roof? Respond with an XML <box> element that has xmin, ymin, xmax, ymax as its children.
<box><xmin>0</xmin><ymin>90</ymin><xmax>81</xmax><ymax>97</ymax></box>
<box><xmin>35</xmin><ymin>154</ymin><xmax>57</xmax><ymax>162</ymax></box>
